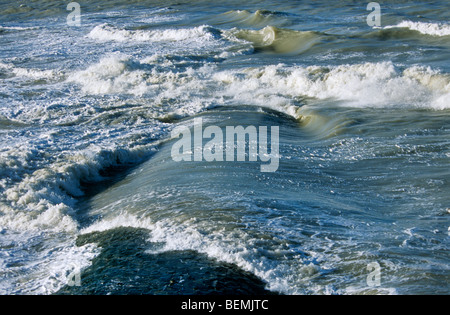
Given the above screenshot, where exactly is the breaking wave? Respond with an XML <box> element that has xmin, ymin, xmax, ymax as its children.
<box><xmin>384</xmin><ymin>21</ymin><xmax>450</xmax><ymax>37</ymax></box>
<box><xmin>228</xmin><ymin>26</ymin><xmax>323</xmax><ymax>54</ymax></box>
<box><xmin>67</xmin><ymin>55</ymin><xmax>450</xmax><ymax>116</ymax></box>
<box><xmin>87</xmin><ymin>23</ymin><xmax>221</xmax><ymax>43</ymax></box>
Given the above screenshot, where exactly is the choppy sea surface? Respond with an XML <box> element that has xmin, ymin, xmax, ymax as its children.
<box><xmin>0</xmin><ymin>0</ymin><xmax>449</xmax><ymax>295</ymax></box>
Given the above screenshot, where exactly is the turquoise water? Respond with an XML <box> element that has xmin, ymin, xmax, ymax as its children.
<box><xmin>0</xmin><ymin>0</ymin><xmax>449</xmax><ymax>295</ymax></box>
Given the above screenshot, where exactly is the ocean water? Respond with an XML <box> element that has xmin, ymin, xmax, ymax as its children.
<box><xmin>0</xmin><ymin>0</ymin><xmax>449</xmax><ymax>295</ymax></box>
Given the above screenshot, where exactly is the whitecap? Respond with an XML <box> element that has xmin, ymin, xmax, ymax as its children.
<box><xmin>384</xmin><ymin>21</ymin><xmax>450</xmax><ymax>37</ymax></box>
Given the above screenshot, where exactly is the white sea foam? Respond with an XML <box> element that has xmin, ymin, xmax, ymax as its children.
<box><xmin>0</xmin><ymin>140</ymin><xmax>160</xmax><ymax>295</ymax></box>
<box><xmin>0</xmin><ymin>62</ymin><xmax>62</xmax><ymax>80</ymax></box>
<box><xmin>81</xmin><ymin>213</ymin><xmax>155</xmax><ymax>235</ymax></box>
<box><xmin>0</xmin><ymin>143</ymin><xmax>156</xmax><ymax>234</ymax></box>
<box><xmin>148</xmin><ymin>219</ymin><xmax>316</xmax><ymax>294</ymax></box>
<box><xmin>87</xmin><ymin>23</ymin><xmax>218</xmax><ymax>43</ymax></box>
<box><xmin>384</xmin><ymin>21</ymin><xmax>450</xmax><ymax>37</ymax></box>
<box><xmin>212</xmin><ymin>62</ymin><xmax>450</xmax><ymax>111</ymax></box>
<box><xmin>66</xmin><ymin>54</ymin><xmax>221</xmax><ymax>118</ymax></box>
<box><xmin>12</xmin><ymin>67</ymin><xmax>61</xmax><ymax>80</ymax></box>
<box><xmin>0</xmin><ymin>230</ymin><xmax>99</xmax><ymax>295</ymax></box>
<box><xmin>0</xmin><ymin>25</ymin><xmax>40</xmax><ymax>31</ymax></box>
<box><xmin>68</xmin><ymin>56</ymin><xmax>450</xmax><ymax>114</ymax></box>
